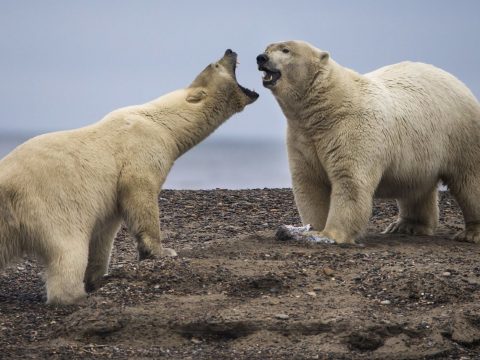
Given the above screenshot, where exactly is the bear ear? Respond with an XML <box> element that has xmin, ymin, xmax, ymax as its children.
<box><xmin>186</xmin><ymin>88</ymin><xmax>208</xmax><ymax>103</ymax></box>
<box><xmin>319</xmin><ymin>51</ymin><xmax>330</xmax><ymax>63</ymax></box>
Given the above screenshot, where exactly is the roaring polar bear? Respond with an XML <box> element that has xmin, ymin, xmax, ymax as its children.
<box><xmin>257</xmin><ymin>40</ymin><xmax>480</xmax><ymax>245</ymax></box>
<box><xmin>0</xmin><ymin>49</ymin><xmax>258</xmax><ymax>304</ymax></box>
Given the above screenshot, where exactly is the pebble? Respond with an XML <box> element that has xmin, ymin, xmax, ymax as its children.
<box><xmin>275</xmin><ymin>313</ymin><xmax>289</xmax><ymax>320</ymax></box>
<box><xmin>323</xmin><ymin>267</ymin><xmax>335</xmax><ymax>276</ymax></box>
<box><xmin>441</xmin><ymin>271</ymin><xmax>451</xmax><ymax>277</ymax></box>
<box><xmin>306</xmin><ymin>291</ymin><xmax>317</xmax><ymax>297</ymax></box>
<box><xmin>380</xmin><ymin>300</ymin><xmax>391</xmax><ymax>305</ymax></box>
<box><xmin>466</xmin><ymin>277</ymin><xmax>480</xmax><ymax>285</ymax></box>
<box><xmin>191</xmin><ymin>337</ymin><xmax>202</xmax><ymax>344</ymax></box>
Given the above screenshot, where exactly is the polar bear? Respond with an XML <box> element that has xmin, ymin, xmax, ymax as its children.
<box><xmin>0</xmin><ymin>49</ymin><xmax>258</xmax><ymax>304</ymax></box>
<box><xmin>257</xmin><ymin>40</ymin><xmax>480</xmax><ymax>245</ymax></box>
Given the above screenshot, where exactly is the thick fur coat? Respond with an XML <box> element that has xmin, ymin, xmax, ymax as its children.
<box><xmin>0</xmin><ymin>50</ymin><xmax>258</xmax><ymax>304</ymax></box>
<box><xmin>258</xmin><ymin>40</ymin><xmax>480</xmax><ymax>244</ymax></box>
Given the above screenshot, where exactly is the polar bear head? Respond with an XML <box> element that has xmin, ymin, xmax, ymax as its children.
<box><xmin>256</xmin><ymin>41</ymin><xmax>330</xmax><ymax>98</ymax></box>
<box><xmin>187</xmin><ymin>49</ymin><xmax>259</xmax><ymax>116</ymax></box>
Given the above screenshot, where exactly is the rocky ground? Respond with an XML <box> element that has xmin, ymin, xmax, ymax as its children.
<box><xmin>1</xmin><ymin>189</ymin><xmax>480</xmax><ymax>359</ymax></box>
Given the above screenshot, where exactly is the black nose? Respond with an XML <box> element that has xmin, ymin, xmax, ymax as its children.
<box><xmin>256</xmin><ymin>53</ymin><xmax>269</xmax><ymax>65</ymax></box>
<box><xmin>225</xmin><ymin>49</ymin><xmax>233</xmax><ymax>56</ymax></box>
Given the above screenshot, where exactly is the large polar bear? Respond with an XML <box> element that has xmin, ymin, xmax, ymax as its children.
<box><xmin>257</xmin><ymin>40</ymin><xmax>480</xmax><ymax>245</ymax></box>
<box><xmin>0</xmin><ymin>49</ymin><xmax>258</xmax><ymax>304</ymax></box>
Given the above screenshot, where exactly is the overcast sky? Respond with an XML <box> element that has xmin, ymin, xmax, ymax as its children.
<box><xmin>0</xmin><ymin>0</ymin><xmax>479</xmax><ymax>140</ymax></box>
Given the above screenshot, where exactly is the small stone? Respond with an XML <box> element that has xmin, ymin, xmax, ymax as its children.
<box><xmin>313</xmin><ymin>285</ymin><xmax>322</xmax><ymax>291</ymax></box>
<box><xmin>441</xmin><ymin>271</ymin><xmax>451</xmax><ymax>277</ymax></box>
<box><xmin>380</xmin><ymin>300</ymin><xmax>391</xmax><ymax>305</ymax></box>
<box><xmin>275</xmin><ymin>313</ymin><xmax>289</xmax><ymax>320</ymax></box>
<box><xmin>191</xmin><ymin>337</ymin><xmax>202</xmax><ymax>344</ymax></box>
<box><xmin>466</xmin><ymin>277</ymin><xmax>480</xmax><ymax>285</ymax></box>
<box><xmin>323</xmin><ymin>267</ymin><xmax>335</xmax><ymax>276</ymax></box>
<box><xmin>154</xmin><ymin>285</ymin><xmax>160</xmax><ymax>289</ymax></box>
<box><xmin>306</xmin><ymin>291</ymin><xmax>317</xmax><ymax>297</ymax></box>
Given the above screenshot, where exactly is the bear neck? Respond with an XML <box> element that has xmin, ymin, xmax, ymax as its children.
<box><xmin>280</xmin><ymin>60</ymin><xmax>368</xmax><ymax>132</ymax></box>
<box><xmin>144</xmin><ymin>94</ymin><xmax>229</xmax><ymax>158</ymax></box>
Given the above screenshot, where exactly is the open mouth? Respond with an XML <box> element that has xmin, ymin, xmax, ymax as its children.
<box><xmin>259</xmin><ymin>65</ymin><xmax>281</xmax><ymax>87</ymax></box>
<box><xmin>227</xmin><ymin>50</ymin><xmax>259</xmax><ymax>102</ymax></box>
<box><xmin>238</xmin><ymin>84</ymin><xmax>259</xmax><ymax>100</ymax></box>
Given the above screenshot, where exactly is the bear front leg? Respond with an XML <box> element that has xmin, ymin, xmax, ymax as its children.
<box><xmin>118</xmin><ymin>172</ymin><xmax>177</xmax><ymax>260</ymax></box>
<box><xmin>289</xmin><ymin>146</ymin><xmax>330</xmax><ymax>231</ymax></box>
<box><xmin>292</xmin><ymin>169</ymin><xmax>330</xmax><ymax>231</ymax></box>
<box><xmin>320</xmin><ymin>176</ymin><xmax>376</xmax><ymax>244</ymax></box>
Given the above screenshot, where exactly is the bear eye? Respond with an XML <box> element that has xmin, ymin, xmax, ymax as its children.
<box><xmin>282</xmin><ymin>48</ymin><xmax>290</xmax><ymax>54</ymax></box>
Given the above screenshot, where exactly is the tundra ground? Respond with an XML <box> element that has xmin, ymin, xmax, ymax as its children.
<box><xmin>1</xmin><ymin>189</ymin><xmax>479</xmax><ymax>359</ymax></box>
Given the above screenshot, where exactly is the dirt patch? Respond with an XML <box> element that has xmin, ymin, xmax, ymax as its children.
<box><xmin>1</xmin><ymin>189</ymin><xmax>480</xmax><ymax>358</ymax></box>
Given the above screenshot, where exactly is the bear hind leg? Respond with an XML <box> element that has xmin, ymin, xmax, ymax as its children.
<box><xmin>84</xmin><ymin>219</ymin><xmax>121</xmax><ymax>292</ymax></box>
<box><xmin>449</xmin><ymin>175</ymin><xmax>480</xmax><ymax>243</ymax></box>
<box><xmin>45</xmin><ymin>237</ymin><xmax>89</xmax><ymax>305</ymax></box>
<box><xmin>383</xmin><ymin>187</ymin><xmax>439</xmax><ymax>236</ymax></box>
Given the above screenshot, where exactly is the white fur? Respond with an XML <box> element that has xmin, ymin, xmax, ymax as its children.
<box><xmin>0</xmin><ymin>52</ymin><xmax>256</xmax><ymax>304</ymax></box>
<box><xmin>261</xmin><ymin>40</ymin><xmax>480</xmax><ymax>244</ymax></box>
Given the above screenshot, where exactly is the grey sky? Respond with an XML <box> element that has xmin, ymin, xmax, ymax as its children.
<box><xmin>0</xmin><ymin>0</ymin><xmax>479</xmax><ymax>140</ymax></box>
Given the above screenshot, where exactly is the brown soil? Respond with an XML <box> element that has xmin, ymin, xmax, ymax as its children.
<box><xmin>1</xmin><ymin>189</ymin><xmax>480</xmax><ymax>359</ymax></box>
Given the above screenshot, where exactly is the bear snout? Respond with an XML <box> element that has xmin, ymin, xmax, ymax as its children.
<box><xmin>256</xmin><ymin>53</ymin><xmax>269</xmax><ymax>66</ymax></box>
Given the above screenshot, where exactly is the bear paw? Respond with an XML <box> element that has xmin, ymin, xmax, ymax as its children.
<box><xmin>85</xmin><ymin>275</ymin><xmax>109</xmax><ymax>293</ymax></box>
<box><xmin>138</xmin><ymin>246</ymin><xmax>177</xmax><ymax>260</ymax></box>
<box><xmin>46</xmin><ymin>288</ymin><xmax>87</xmax><ymax>305</ymax></box>
<box><xmin>453</xmin><ymin>229</ymin><xmax>480</xmax><ymax>244</ymax></box>
<box><xmin>383</xmin><ymin>219</ymin><xmax>434</xmax><ymax>236</ymax></box>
